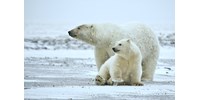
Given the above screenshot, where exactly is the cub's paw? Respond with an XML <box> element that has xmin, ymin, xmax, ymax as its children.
<box><xmin>132</xmin><ymin>82</ymin><xmax>144</xmax><ymax>86</ymax></box>
<box><xmin>113</xmin><ymin>79</ymin><xmax>124</xmax><ymax>86</ymax></box>
<box><xmin>113</xmin><ymin>82</ymin><xmax>125</xmax><ymax>86</ymax></box>
<box><xmin>95</xmin><ymin>75</ymin><xmax>106</xmax><ymax>85</ymax></box>
<box><xmin>106</xmin><ymin>78</ymin><xmax>113</xmax><ymax>85</ymax></box>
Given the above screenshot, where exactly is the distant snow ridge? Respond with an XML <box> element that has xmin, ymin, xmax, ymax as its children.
<box><xmin>24</xmin><ymin>36</ymin><xmax>93</xmax><ymax>50</ymax></box>
<box><xmin>24</xmin><ymin>33</ymin><xmax>174</xmax><ymax>50</ymax></box>
<box><xmin>158</xmin><ymin>33</ymin><xmax>175</xmax><ymax>47</ymax></box>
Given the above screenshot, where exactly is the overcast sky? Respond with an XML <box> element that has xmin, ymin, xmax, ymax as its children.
<box><xmin>24</xmin><ymin>0</ymin><xmax>174</xmax><ymax>24</ymax></box>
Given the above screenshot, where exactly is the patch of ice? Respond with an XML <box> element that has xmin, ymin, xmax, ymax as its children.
<box><xmin>24</xmin><ymin>80</ymin><xmax>50</xmax><ymax>82</ymax></box>
<box><xmin>159</xmin><ymin>47</ymin><xmax>175</xmax><ymax>59</ymax></box>
<box><xmin>24</xmin><ymin>50</ymin><xmax>94</xmax><ymax>58</ymax></box>
<box><xmin>86</xmin><ymin>71</ymin><xmax>98</xmax><ymax>76</ymax></box>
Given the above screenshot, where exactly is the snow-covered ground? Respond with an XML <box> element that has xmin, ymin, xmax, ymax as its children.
<box><xmin>24</xmin><ymin>23</ymin><xmax>175</xmax><ymax>100</ymax></box>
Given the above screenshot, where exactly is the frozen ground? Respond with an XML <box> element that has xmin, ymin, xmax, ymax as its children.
<box><xmin>24</xmin><ymin>23</ymin><xmax>175</xmax><ymax>100</ymax></box>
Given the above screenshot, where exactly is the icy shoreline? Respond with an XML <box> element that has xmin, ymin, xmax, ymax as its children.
<box><xmin>24</xmin><ymin>47</ymin><xmax>174</xmax><ymax>59</ymax></box>
<box><xmin>24</xmin><ymin>33</ymin><xmax>174</xmax><ymax>50</ymax></box>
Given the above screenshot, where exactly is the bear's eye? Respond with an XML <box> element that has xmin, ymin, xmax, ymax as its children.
<box><xmin>119</xmin><ymin>44</ymin><xmax>122</xmax><ymax>46</ymax></box>
<box><xmin>77</xmin><ymin>27</ymin><xmax>81</xmax><ymax>30</ymax></box>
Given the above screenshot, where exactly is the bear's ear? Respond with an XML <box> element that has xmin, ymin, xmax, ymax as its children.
<box><xmin>127</xmin><ymin>39</ymin><xmax>130</xmax><ymax>43</ymax></box>
<box><xmin>90</xmin><ymin>25</ymin><xmax>93</xmax><ymax>28</ymax></box>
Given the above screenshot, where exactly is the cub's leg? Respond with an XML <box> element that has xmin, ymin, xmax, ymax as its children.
<box><xmin>131</xmin><ymin>65</ymin><xmax>144</xmax><ymax>86</ymax></box>
<box><xmin>110</xmin><ymin>67</ymin><xmax>124</xmax><ymax>85</ymax></box>
<box><xmin>95</xmin><ymin>64</ymin><xmax>109</xmax><ymax>85</ymax></box>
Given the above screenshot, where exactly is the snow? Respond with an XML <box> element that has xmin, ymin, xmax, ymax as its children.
<box><xmin>24</xmin><ymin>46</ymin><xmax>175</xmax><ymax>99</ymax></box>
<box><xmin>25</xmin><ymin>85</ymin><xmax>174</xmax><ymax>99</ymax></box>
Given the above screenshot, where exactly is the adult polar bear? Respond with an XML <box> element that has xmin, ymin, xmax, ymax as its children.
<box><xmin>68</xmin><ymin>23</ymin><xmax>160</xmax><ymax>81</ymax></box>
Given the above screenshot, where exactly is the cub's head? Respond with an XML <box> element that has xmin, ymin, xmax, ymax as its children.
<box><xmin>68</xmin><ymin>24</ymin><xmax>96</xmax><ymax>45</ymax></box>
<box><xmin>112</xmin><ymin>39</ymin><xmax>131</xmax><ymax>55</ymax></box>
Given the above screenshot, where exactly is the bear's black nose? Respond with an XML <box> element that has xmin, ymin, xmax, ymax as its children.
<box><xmin>68</xmin><ymin>31</ymin><xmax>71</xmax><ymax>35</ymax></box>
<box><xmin>68</xmin><ymin>31</ymin><xmax>77</xmax><ymax>37</ymax></box>
<box><xmin>68</xmin><ymin>31</ymin><xmax>73</xmax><ymax>36</ymax></box>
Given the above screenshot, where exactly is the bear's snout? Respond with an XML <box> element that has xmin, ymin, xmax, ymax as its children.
<box><xmin>68</xmin><ymin>31</ymin><xmax>72</xmax><ymax>35</ymax></box>
<box><xmin>68</xmin><ymin>30</ymin><xmax>77</xmax><ymax>37</ymax></box>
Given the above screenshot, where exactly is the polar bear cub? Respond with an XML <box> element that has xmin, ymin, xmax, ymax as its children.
<box><xmin>95</xmin><ymin>39</ymin><xmax>143</xmax><ymax>86</ymax></box>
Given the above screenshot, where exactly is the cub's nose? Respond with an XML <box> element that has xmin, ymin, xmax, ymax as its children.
<box><xmin>112</xmin><ymin>48</ymin><xmax>116</xmax><ymax>51</ymax></box>
<box><xmin>112</xmin><ymin>47</ymin><xmax>119</xmax><ymax>52</ymax></box>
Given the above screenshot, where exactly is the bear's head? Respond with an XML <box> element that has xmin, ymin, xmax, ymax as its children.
<box><xmin>112</xmin><ymin>39</ymin><xmax>132</xmax><ymax>56</ymax></box>
<box><xmin>68</xmin><ymin>24</ymin><xmax>96</xmax><ymax>45</ymax></box>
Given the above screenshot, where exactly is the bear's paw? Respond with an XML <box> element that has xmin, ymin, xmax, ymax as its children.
<box><xmin>95</xmin><ymin>75</ymin><xmax>106</xmax><ymax>85</ymax></box>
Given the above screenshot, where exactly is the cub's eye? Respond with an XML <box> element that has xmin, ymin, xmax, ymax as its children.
<box><xmin>119</xmin><ymin>44</ymin><xmax>122</xmax><ymax>46</ymax></box>
<box><xmin>77</xmin><ymin>27</ymin><xmax>81</xmax><ymax>29</ymax></box>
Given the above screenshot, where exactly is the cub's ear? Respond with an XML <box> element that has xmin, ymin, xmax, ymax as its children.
<box><xmin>127</xmin><ymin>39</ymin><xmax>131</xmax><ymax>43</ymax></box>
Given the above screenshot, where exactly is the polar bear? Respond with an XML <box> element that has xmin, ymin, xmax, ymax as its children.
<box><xmin>68</xmin><ymin>23</ymin><xmax>160</xmax><ymax>81</ymax></box>
<box><xmin>95</xmin><ymin>39</ymin><xmax>143</xmax><ymax>86</ymax></box>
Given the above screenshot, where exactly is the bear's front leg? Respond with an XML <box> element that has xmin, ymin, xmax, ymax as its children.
<box><xmin>94</xmin><ymin>47</ymin><xmax>109</xmax><ymax>71</ymax></box>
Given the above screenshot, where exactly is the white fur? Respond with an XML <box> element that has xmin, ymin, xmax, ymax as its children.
<box><xmin>69</xmin><ymin>23</ymin><xmax>160</xmax><ymax>81</ymax></box>
<box><xmin>97</xmin><ymin>39</ymin><xmax>143</xmax><ymax>85</ymax></box>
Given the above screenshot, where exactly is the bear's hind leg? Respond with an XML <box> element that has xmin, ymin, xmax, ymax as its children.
<box><xmin>142</xmin><ymin>58</ymin><xmax>158</xmax><ymax>81</ymax></box>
